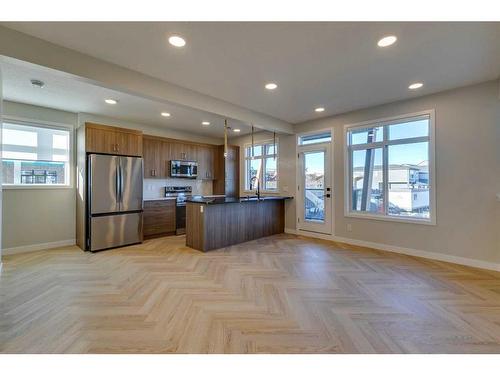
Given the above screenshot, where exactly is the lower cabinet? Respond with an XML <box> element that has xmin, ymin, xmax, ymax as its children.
<box><xmin>143</xmin><ymin>199</ymin><xmax>176</xmax><ymax>239</ymax></box>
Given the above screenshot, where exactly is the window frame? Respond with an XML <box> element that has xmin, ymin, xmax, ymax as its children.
<box><xmin>343</xmin><ymin>110</ymin><xmax>436</xmax><ymax>225</ymax></box>
<box><xmin>1</xmin><ymin>116</ymin><xmax>74</xmax><ymax>190</ymax></box>
<box><xmin>243</xmin><ymin>139</ymin><xmax>279</xmax><ymax>193</ymax></box>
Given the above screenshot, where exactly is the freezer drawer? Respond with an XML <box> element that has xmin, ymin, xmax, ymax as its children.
<box><xmin>90</xmin><ymin>212</ymin><xmax>143</xmax><ymax>251</ymax></box>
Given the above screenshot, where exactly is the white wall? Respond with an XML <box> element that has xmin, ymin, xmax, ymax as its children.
<box><xmin>294</xmin><ymin>80</ymin><xmax>500</xmax><ymax>265</ymax></box>
<box><xmin>1</xmin><ymin>101</ymin><xmax>77</xmax><ymax>252</ymax></box>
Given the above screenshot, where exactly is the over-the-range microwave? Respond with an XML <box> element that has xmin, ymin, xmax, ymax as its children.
<box><xmin>170</xmin><ymin>160</ymin><xmax>198</xmax><ymax>178</ymax></box>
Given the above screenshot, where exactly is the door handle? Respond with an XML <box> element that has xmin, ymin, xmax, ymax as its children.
<box><xmin>120</xmin><ymin>161</ymin><xmax>123</xmax><ymax>204</ymax></box>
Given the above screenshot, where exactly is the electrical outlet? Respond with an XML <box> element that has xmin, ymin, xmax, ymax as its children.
<box><xmin>283</xmin><ymin>185</ymin><xmax>289</xmax><ymax>192</ymax></box>
<box><xmin>347</xmin><ymin>224</ymin><xmax>352</xmax><ymax>232</ymax></box>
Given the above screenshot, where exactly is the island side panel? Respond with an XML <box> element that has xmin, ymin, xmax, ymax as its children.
<box><xmin>186</xmin><ymin>203</ymin><xmax>204</xmax><ymax>251</ymax></box>
<box><xmin>202</xmin><ymin>200</ymin><xmax>285</xmax><ymax>251</ymax></box>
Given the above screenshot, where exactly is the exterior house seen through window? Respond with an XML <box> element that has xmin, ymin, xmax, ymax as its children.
<box><xmin>245</xmin><ymin>141</ymin><xmax>278</xmax><ymax>192</ymax></box>
<box><xmin>346</xmin><ymin>111</ymin><xmax>434</xmax><ymax>223</ymax></box>
<box><xmin>1</xmin><ymin>121</ymin><xmax>71</xmax><ymax>187</ymax></box>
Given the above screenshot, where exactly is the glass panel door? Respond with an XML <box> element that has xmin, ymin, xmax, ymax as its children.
<box><xmin>304</xmin><ymin>152</ymin><xmax>325</xmax><ymax>222</ymax></box>
<box><xmin>298</xmin><ymin>145</ymin><xmax>332</xmax><ymax>234</ymax></box>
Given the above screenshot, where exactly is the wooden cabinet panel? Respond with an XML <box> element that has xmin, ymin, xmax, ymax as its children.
<box><xmin>86</xmin><ymin>127</ymin><xmax>116</xmax><ymax>154</ymax></box>
<box><xmin>143</xmin><ymin>200</ymin><xmax>176</xmax><ymax>239</ymax></box>
<box><xmin>143</xmin><ymin>135</ymin><xmax>218</xmax><ymax>181</ymax></box>
<box><xmin>85</xmin><ymin>123</ymin><xmax>143</xmax><ymax>156</ymax></box>
<box><xmin>197</xmin><ymin>145</ymin><xmax>216</xmax><ymax>180</ymax></box>
<box><xmin>212</xmin><ymin>144</ymin><xmax>239</xmax><ymax>197</ymax></box>
<box><xmin>161</xmin><ymin>141</ymin><xmax>173</xmax><ymax>177</ymax></box>
<box><xmin>143</xmin><ymin>137</ymin><xmax>162</xmax><ymax>178</ymax></box>
<box><xmin>115</xmin><ymin>131</ymin><xmax>142</xmax><ymax>157</ymax></box>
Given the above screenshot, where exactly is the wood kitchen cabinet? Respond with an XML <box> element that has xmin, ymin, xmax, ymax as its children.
<box><xmin>169</xmin><ymin>141</ymin><xmax>197</xmax><ymax>161</ymax></box>
<box><xmin>143</xmin><ymin>199</ymin><xmax>176</xmax><ymax>239</ymax></box>
<box><xmin>196</xmin><ymin>145</ymin><xmax>216</xmax><ymax>180</ymax></box>
<box><xmin>213</xmin><ymin>144</ymin><xmax>240</xmax><ymax>197</ymax></box>
<box><xmin>143</xmin><ymin>136</ymin><xmax>162</xmax><ymax>178</ymax></box>
<box><xmin>142</xmin><ymin>136</ymin><xmax>217</xmax><ymax>180</ymax></box>
<box><xmin>86</xmin><ymin>123</ymin><xmax>143</xmax><ymax>156</ymax></box>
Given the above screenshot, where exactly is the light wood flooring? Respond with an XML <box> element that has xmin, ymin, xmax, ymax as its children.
<box><xmin>1</xmin><ymin>234</ymin><xmax>500</xmax><ymax>353</ymax></box>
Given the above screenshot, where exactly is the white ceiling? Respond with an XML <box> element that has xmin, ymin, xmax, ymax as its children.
<box><xmin>0</xmin><ymin>60</ymin><xmax>249</xmax><ymax>138</ymax></box>
<box><xmin>3</xmin><ymin>22</ymin><xmax>499</xmax><ymax>124</ymax></box>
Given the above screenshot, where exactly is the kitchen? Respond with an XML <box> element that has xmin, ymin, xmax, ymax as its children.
<box><xmin>77</xmin><ymin>121</ymin><xmax>291</xmax><ymax>252</ymax></box>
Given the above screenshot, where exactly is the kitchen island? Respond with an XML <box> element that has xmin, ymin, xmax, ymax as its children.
<box><xmin>185</xmin><ymin>196</ymin><xmax>292</xmax><ymax>251</ymax></box>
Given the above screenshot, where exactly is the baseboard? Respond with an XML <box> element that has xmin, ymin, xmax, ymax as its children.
<box><xmin>284</xmin><ymin>228</ymin><xmax>500</xmax><ymax>272</ymax></box>
<box><xmin>2</xmin><ymin>239</ymin><xmax>76</xmax><ymax>256</ymax></box>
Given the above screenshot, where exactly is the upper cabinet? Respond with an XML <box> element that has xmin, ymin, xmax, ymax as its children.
<box><xmin>197</xmin><ymin>145</ymin><xmax>216</xmax><ymax>180</ymax></box>
<box><xmin>213</xmin><ymin>144</ymin><xmax>240</xmax><ymax>197</ymax></box>
<box><xmin>142</xmin><ymin>135</ymin><xmax>217</xmax><ymax>180</ymax></box>
<box><xmin>86</xmin><ymin>123</ymin><xmax>143</xmax><ymax>157</ymax></box>
<box><xmin>143</xmin><ymin>136</ymin><xmax>163</xmax><ymax>178</ymax></box>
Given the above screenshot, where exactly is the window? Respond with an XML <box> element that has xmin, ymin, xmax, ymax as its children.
<box><xmin>298</xmin><ymin>131</ymin><xmax>332</xmax><ymax>145</ymax></box>
<box><xmin>2</xmin><ymin>121</ymin><xmax>71</xmax><ymax>187</ymax></box>
<box><xmin>345</xmin><ymin>111</ymin><xmax>434</xmax><ymax>223</ymax></box>
<box><xmin>245</xmin><ymin>141</ymin><xmax>278</xmax><ymax>191</ymax></box>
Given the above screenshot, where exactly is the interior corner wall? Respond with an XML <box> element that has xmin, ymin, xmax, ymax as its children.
<box><xmin>294</xmin><ymin>80</ymin><xmax>500</xmax><ymax>264</ymax></box>
<box><xmin>1</xmin><ymin>101</ymin><xmax>78</xmax><ymax>252</ymax></box>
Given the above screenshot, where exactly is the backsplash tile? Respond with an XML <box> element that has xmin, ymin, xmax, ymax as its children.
<box><xmin>143</xmin><ymin>178</ymin><xmax>213</xmax><ymax>199</ymax></box>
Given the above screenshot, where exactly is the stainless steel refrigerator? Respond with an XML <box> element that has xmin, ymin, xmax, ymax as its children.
<box><xmin>87</xmin><ymin>154</ymin><xmax>143</xmax><ymax>251</ymax></box>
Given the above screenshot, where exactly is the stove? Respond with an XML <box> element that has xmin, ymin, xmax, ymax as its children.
<box><xmin>165</xmin><ymin>185</ymin><xmax>192</xmax><ymax>206</ymax></box>
<box><xmin>165</xmin><ymin>186</ymin><xmax>192</xmax><ymax>235</ymax></box>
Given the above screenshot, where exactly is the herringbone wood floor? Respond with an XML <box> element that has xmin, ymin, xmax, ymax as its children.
<box><xmin>1</xmin><ymin>234</ymin><xmax>500</xmax><ymax>354</ymax></box>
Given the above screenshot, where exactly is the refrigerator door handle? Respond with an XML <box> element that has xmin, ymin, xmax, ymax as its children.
<box><xmin>116</xmin><ymin>163</ymin><xmax>121</xmax><ymax>209</ymax></box>
<box><xmin>119</xmin><ymin>160</ymin><xmax>125</xmax><ymax>207</ymax></box>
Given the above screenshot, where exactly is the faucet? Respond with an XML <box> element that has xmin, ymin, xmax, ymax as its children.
<box><xmin>250</xmin><ymin>176</ymin><xmax>261</xmax><ymax>200</ymax></box>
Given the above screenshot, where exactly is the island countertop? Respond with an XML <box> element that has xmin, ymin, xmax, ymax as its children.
<box><xmin>185</xmin><ymin>196</ymin><xmax>290</xmax><ymax>251</ymax></box>
<box><xmin>186</xmin><ymin>196</ymin><xmax>293</xmax><ymax>205</ymax></box>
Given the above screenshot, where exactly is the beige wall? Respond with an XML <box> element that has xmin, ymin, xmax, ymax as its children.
<box><xmin>294</xmin><ymin>80</ymin><xmax>500</xmax><ymax>264</ymax></box>
<box><xmin>2</xmin><ymin>101</ymin><xmax>77</xmax><ymax>250</ymax></box>
<box><xmin>231</xmin><ymin>131</ymin><xmax>297</xmax><ymax>229</ymax></box>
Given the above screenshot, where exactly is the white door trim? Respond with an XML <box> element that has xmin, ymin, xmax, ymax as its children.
<box><xmin>295</xmin><ymin>128</ymin><xmax>334</xmax><ymax>235</ymax></box>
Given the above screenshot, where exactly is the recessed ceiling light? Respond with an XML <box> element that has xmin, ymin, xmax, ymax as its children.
<box><xmin>161</xmin><ymin>112</ymin><xmax>171</xmax><ymax>117</ymax></box>
<box><xmin>168</xmin><ymin>35</ymin><xmax>186</xmax><ymax>47</ymax></box>
<box><xmin>233</xmin><ymin>128</ymin><xmax>241</xmax><ymax>133</ymax></box>
<box><xmin>315</xmin><ymin>107</ymin><xmax>325</xmax><ymax>112</ymax></box>
<box><xmin>408</xmin><ymin>82</ymin><xmax>423</xmax><ymax>90</ymax></box>
<box><xmin>104</xmin><ymin>99</ymin><xmax>118</xmax><ymax>105</ymax></box>
<box><xmin>377</xmin><ymin>35</ymin><xmax>397</xmax><ymax>47</ymax></box>
<box><xmin>201</xmin><ymin>121</ymin><xmax>210</xmax><ymax>126</ymax></box>
<box><xmin>265</xmin><ymin>82</ymin><xmax>278</xmax><ymax>90</ymax></box>
<box><xmin>30</xmin><ymin>79</ymin><xmax>45</xmax><ymax>88</ymax></box>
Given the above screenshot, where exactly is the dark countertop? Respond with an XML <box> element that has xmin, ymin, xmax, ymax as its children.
<box><xmin>186</xmin><ymin>195</ymin><xmax>293</xmax><ymax>205</ymax></box>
